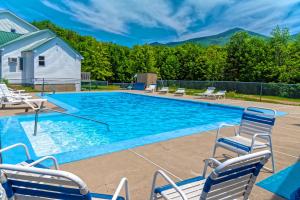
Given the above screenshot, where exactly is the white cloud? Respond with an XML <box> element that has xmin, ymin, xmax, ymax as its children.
<box><xmin>177</xmin><ymin>0</ymin><xmax>300</xmax><ymax>41</ymax></box>
<box><xmin>41</xmin><ymin>0</ymin><xmax>300</xmax><ymax>41</ymax></box>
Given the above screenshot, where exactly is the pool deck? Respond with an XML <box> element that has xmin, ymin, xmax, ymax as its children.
<box><xmin>1</xmin><ymin>90</ymin><xmax>300</xmax><ymax>199</ymax></box>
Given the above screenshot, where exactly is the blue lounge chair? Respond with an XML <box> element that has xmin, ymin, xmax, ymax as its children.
<box><xmin>212</xmin><ymin>107</ymin><xmax>276</xmax><ymax>173</ymax></box>
<box><xmin>150</xmin><ymin>150</ymin><xmax>271</xmax><ymax>200</ymax></box>
<box><xmin>0</xmin><ymin>143</ymin><xmax>59</xmax><ymax>169</ymax></box>
<box><xmin>0</xmin><ymin>164</ymin><xmax>130</xmax><ymax>200</ymax></box>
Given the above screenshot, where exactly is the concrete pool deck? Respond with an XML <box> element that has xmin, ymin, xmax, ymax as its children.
<box><xmin>1</xmin><ymin>90</ymin><xmax>300</xmax><ymax>199</ymax></box>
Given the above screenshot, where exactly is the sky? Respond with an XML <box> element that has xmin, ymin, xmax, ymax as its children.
<box><xmin>1</xmin><ymin>0</ymin><xmax>300</xmax><ymax>46</ymax></box>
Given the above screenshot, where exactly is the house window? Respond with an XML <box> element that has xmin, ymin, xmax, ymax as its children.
<box><xmin>38</xmin><ymin>56</ymin><xmax>45</xmax><ymax>66</ymax></box>
<box><xmin>8</xmin><ymin>57</ymin><xmax>17</xmax><ymax>72</ymax></box>
<box><xmin>11</xmin><ymin>28</ymin><xmax>16</xmax><ymax>33</ymax></box>
<box><xmin>19</xmin><ymin>57</ymin><xmax>24</xmax><ymax>70</ymax></box>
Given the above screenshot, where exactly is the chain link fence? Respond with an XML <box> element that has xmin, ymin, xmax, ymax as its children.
<box><xmin>81</xmin><ymin>80</ymin><xmax>108</xmax><ymax>91</ymax></box>
<box><xmin>157</xmin><ymin>80</ymin><xmax>300</xmax><ymax>98</ymax></box>
<box><xmin>2</xmin><ymin>78</ymin><xmax>299</xmax><ymax>98</ymax></box>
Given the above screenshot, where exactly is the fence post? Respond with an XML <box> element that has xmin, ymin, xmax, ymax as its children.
<box><xmin>89</xmin><ymin>80</ymin><xmax>92</xmax><ymax>91</ymax></box>
<box><xmin>260</xmin><ymin>82</ymin><xmax>263</xmax><ymax>102</ymax></box>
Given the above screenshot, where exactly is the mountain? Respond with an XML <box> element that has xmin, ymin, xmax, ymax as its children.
<box><xmin>291</xmin><ymin>33</ymin><xmax>299</xmax><ymax>40</ymax></box>
<box><xmin>151</xmin><ymin>28</ymin><xmax>268</xmax><ymax>46</ymax></box>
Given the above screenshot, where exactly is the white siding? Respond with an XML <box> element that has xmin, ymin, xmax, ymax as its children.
<box><xmin>0</xmin><ymin>12</ymin><xmax>37</xmax><ymax>34</ymax></box>
<box><xmin>33</xmin><ymin>38</ymin><xmax>81</xmax><ymax>86</ymax></box>
<box><xmin>1</xmin><ymin>31</ymin><xmax>54</xmax><ymax>83</ymax></box>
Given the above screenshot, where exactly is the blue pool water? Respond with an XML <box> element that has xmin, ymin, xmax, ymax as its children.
<box><xmin>0</xmin><ymin>92</ymin><xmax>245</xmax><ymax>164</ymax></box>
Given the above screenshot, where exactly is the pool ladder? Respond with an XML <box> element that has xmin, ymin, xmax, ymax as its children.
<box><xmin>33</xmin><ymin>107</ymin><xmax>110</xmax><ymax>136</ymax></box>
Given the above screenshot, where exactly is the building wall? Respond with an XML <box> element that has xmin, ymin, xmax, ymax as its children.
<box><xmin>1</xmin><ymin>31</ymin><xmax>54</xmax><ymax>83</ymax></box>
<box><xmin>0</xmin><ymin>12</ymin><xmax>37</xmax><ymax>34</ymax></box>
<box><xmin>33</xmin><ymin>38</ymin><xmax>81</xmax><ymax>91</ymax></box>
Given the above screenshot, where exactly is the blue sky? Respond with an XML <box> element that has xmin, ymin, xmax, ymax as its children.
<box><xmin>1</xmin><ymin>0</ymin><xmax>300</xmax><ymax>46</ymax></box>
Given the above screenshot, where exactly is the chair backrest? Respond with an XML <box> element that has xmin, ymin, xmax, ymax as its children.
<box><xmin>177</xmin><ymin>88</ymin><xmax>185</xmax><ymax>92</ymax></box>
<box><xmin>203</xmin><ymin>87</ymin><xmax>215</xmax><ymax>94</ymax></box>
<box><xmin>217</xmin><ymin>90</ymin><xmax>226</xmax><ymax>94</ymax></box>
<box><xmin>0</xmin><ymin>84</ymin><xmax>11</xmax><ymax>97</ymax></box>
<box><xmin>149</xmin><ymin>84</ymin><xmax>156</xmax><ymax>89</ymax></box>
<box><xmin>0</xmin><ymin>164</ymin><xmax>91</xmax><ymax>200</ymax></box>
<box><xmin>201</xmin><ymin>150</ymin><xmax>271</xmax><ymax>200</ymax></box>
<box><xmin>239</xmin><ymin>107</ymin><xmax>276</xmax><ymax>138</ymax></box>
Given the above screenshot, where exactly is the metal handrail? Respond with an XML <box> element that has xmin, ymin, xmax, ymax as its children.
<box><xmin>43</xmin><ymin>108</ymin><xmax>110</xmax><ymax>131</ymax></box>
<box><xmin>33</xmin><ymin>107</ymin><xmax>110</xmax><ymax>136</ymax></box>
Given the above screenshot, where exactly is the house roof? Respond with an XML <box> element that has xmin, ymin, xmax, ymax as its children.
<box><xmin>23</xmin><ymin>36</ymin><xmax>83</xmax><ymax>59</ymax></box>
<box><xmin>0</xmin><ymin>30</ymin><xmax>22</xmax><ymax>46</ymax></box>
<box><xmin>0</xmin><ymin>10</ymin><xmax>39</xmax><ymax>32</ymax></box>
<box><xmin>0</xmin><ymin>29</ymin><xmax>55</xmax><ymax>49</ymax></box>
<box><xmin>23</xmin><ymin>37</ymin><xmax>56</xmax><ymax>52</ymax></box>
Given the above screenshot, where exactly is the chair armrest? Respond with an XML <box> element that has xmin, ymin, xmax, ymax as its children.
<box><xmin>26</xmin><ymin>156</ymin><xmax>59</xmax><ymax>170</ymax></box>
<box><xmin>202</xmin><ymin>158</ymin><xmax>222</xmax><ymax>177</ymax></box>
<box><xmin>150</xmin><ymin>170</ymin><xmax>188</xmax><ymax>200</ymax></box>
<box><xmin>111</xmin><ymin>177</ymin><xmax>130</xmax><ymax>200</ymax></box>
<box><xmin>0</xmin><ymin>143</ymin><xmax>31</xmax><ymax>160</ymax></box>
<box><xmin>215</xmin><ymin>123</ymin><xmax>238</xmax><ymax>140</ymax></box>
<box><xmin>250</xmin><ymin>134</ymin><xmax>272</xmax><ymax>150</ymax></box>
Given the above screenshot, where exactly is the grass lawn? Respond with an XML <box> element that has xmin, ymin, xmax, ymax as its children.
<box><xmin>9</xmin><ymin>84</ymin><xmax>300</xmax><ymax>106</ymax></box>
<box><xmin>167</xmin><ymin>87</ymin><xmax>300</xmax><ymax>106</ymax></box>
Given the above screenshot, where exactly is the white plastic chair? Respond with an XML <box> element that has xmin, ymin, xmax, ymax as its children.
<box><xmin>150</xmin><ymin>151</ymin><xmax>271</xmax><ymax>200</ymax></box>
<box><xmin>174</xmin><ymin>88</ymin><xmax>185</xmax><ymax>96</ymax></box>
<box><xmin>212</xmin><ymin>107</ymin><xmax>276</xmax><ymax>173</ymax></box>
<box><xmin>145</xmin><ymin>84</ymin><xmax>157</xmax><ymax>93</ymax></box>
<box><xmin>0</xmin><ymin>164</ymin><xmax>130</xmax><ymax>200</ymax></box>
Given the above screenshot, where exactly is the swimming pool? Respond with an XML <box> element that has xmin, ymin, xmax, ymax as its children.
<box><xmin>0</xmin><ymin>92</ymin><xmax>244</xmax><ymax>164</ymax></box>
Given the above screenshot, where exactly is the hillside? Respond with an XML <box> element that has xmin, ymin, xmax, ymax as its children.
<box><xmin>291</xmin><ymin>33</ymin><xmax>299</xmax><ymax>40</ymax></box>
<box><xmin>152</xmin><ymin>28</ymin><xmax>268</xmax><ymax>46</ymax></box>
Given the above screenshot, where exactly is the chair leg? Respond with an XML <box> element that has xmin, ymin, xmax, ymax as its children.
<box><xmin>212</xmin><ymin>144</ymin><xmax>217</xmax><ymax>157</ymax></box>
<box><xmin>269</xmin><ymin>143</ymin><xmax>276</xmax><ymax>173</ymax></box>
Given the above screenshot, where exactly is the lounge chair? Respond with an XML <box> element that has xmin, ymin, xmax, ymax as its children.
<box><xmin>0</xmin><ymin>143</ymin><xmax>59</xmax><ymax>169</ymax></box>
<box><xmin>195</xmin><ymin>87</ymin><xmax>215</xmax><ymax>98</ymax></box>
<box><xmin>0</xmin><ymin>84</ymin><xmax>31</xmax><ymax>99</ymax></box>
<box><xmin>0</xmin><ymin>94</ymin><xmax>23</xmax><ymax>108</ymax></box>
<box><xmin>0</xmin><ymin>164</ymin><xmax>130</xmax><ymax>200</ymax></box>
<box><xmin>127</xmin><ymin>85</ymin><xmax>133</xmax><ymax>90</ymax></box>
<box><xmin>150</xmin><ymin>150</ymin><xmax>271</xmax><ymax>200</ymax></box>
<box><xmin>212</xmin><ymin>107</ymin><xmax>276</xmax><ymax>173</ymax></box>
<box><xmin>174</xmin><ymin>88</ymin><xmax>185</xmax><ymax>96</ymax></box>
<box><xmin>145</xmin><ymin>84</ymin><xmax>156</xmax><ymax>93</ymax></box>
<box><xmin>158</xmin><ymin>87</ymin><xmax>169</xmax><ymax>94</ymax></box>
<box><xmin>0</xmin><ymin>93</ymin><xmax>47</xmax><ymax>110</ymax></box>
<box><xmin>207</xmin><ymin>90</ymin><xmax>226</xmax><ymax>99</ymax></box>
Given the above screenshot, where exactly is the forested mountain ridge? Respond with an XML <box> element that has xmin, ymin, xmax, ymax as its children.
<box><xmin>32</xmin><ymin>21</ymin><xmax>300</xmax><ymax>84</ymax></box>
<box><xmin>151</xmin><ymin>28</ymin><xmax>268</xmax><ymax>46</ymax></box>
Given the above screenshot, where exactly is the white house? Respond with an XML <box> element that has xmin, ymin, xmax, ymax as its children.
<box><xmin>0</xmin><ymin>10</ymin><xmax>83</xmax><ymax>91</ymax></box>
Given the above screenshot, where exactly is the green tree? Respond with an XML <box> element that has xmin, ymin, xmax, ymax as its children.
<box><xmin>270</xmin><ymin>26</ymin><xmax>290</xmax><ymax>66</ymax></box>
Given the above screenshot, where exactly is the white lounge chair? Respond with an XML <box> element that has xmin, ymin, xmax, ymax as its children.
<box><xmin>0</xmin><ymin>143</ymin><xmax>59</xmax><ymax>169</ymax></box>
<box><xmin>150</xmin><ymin>150</ymin><xmax>271</xmax><ymax>200</ymax></box>
<box><xmin>174</xmin><ymin>88</ymin><xmax>185</xmax><ymax>96</ymax></box>
<box><xmin>212</xmin><ymin>107</ymin><xmax>276</xmax><ymax>173</ymax></box>
<box><xmin>0</xmin><ymin>93</ymin><xmax>47</xmax><ymax>110</ymax></box>
<box><xmin>158</xmin><ymin>87</ymin><xmax>169</xmax><ymax>94</ymax></box>
<box><xmin>207</xmin><ymin>90</ymin><xmax>226</xmax><ymax>99</ymax></box>
<box><xmin>0</xmin><ymin>94</ymin><xmax>23</xmax><ymax>108</ymax></box>
<box><xmin>0</xmin><ymin>83</ymin><xmax>31</xmax><ymax>99</ymax></box>
<box><xmin>195</xmin><ymin>87</ymin><xmax>215</xmax><ymax>98</ymax></box>
<box><xmin>145</xmin><ymin>84</ymin><xmax>157</xmax><ymax>93</ymax></box>
<box><xmin>0</xmin><ymin>164</ymin><xmax>130</xmax><ymax>200</ymax></box>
